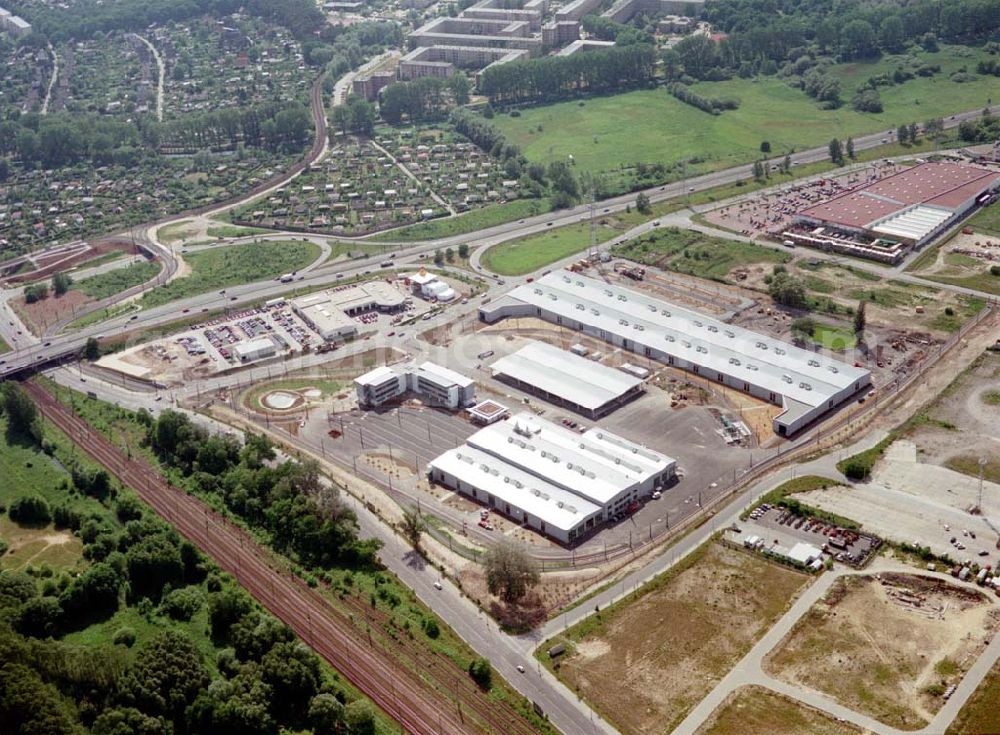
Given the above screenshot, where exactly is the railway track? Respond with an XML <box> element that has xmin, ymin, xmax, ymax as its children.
<box><xmin>25</xmin><ymin>382</ymin><xmax>518</xmax><ymax>735</ymax></box>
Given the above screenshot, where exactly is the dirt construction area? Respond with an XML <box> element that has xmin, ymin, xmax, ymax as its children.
<box><xmin>765</xmin><ymin>573</ymin><xmax>1000</xmax><ymax>730</ymax></box>
<box><xmin>801</xmin><ymin>350</ymin><xmax>1000</xmax><ymax>563</ymax></box>
<box><xmin>549</xmin><ymin>541</ymin><xmax>811</xmax><ymax>735</ymax></box>
<box><xmin>695</xmin><ymin>685</ymin><xmax>868</xmax><ymax>735</ymax></box>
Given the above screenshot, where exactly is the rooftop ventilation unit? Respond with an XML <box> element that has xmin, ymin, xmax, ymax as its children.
<box><xmin>604</xmin><ymin>289</ymin><xmax>613</xmax><ymax>297</ymax></box>
<box><xmin>729</xmin><ymin>357</ymin><xmax>741</xmax><ymax>365</ymax></box>
<box><xmin>531</xmin><ymin>488</ymin><xmax>541</xmax><ymax>496</ymax></box>
<box><xmin>665</xmin><ymin>335</ymin><xmax>675</xmax><ymax>342</ymax></box>
<box><xmin>782</xmin><ymin>374</ymin><xmax>793</xmax><ymax>383</ymax></box>
<box><xmin>774</xmin><ymin>347</ymin><xmax>786</xmax><ymax>355</ymax></box>
<box><xmin>725</xmin><ymin>330</ymin><xmax>735</xmax><ymax>338</ymax></box>
<box><xmin>808</xmin><ymin>359</ymin><xmax>820</xmax><ymax>367</ymax></box>
<box><xmin>557</xmin><ymin>501</ymin><xmax>564</xmax><ymax>508</ymax></box>
<box><xmin>576</xmin><ymin>303</ymin><xmax>585</xmax><ymax>310</ymax></box>
<box><xmin>799</xmin><ymin>382</ymin><xmax>812</xmax><ymax>390</ymax></box>
<box><xmin>648</xmin><ymin>304</ymin><xmax>657</xmax><ymax>312</ymax></box>
<box><xmin>591</xmin><ymin>308</ymin><xmax>600</xmax><ymax>315</ymax></box>
<box><xmin>693</xmin><ymin>320</ymin><xmax>703</xmax><ymax>327</ymax></box>
<box><xmin>576</xmin><ymin>281</ymin><xmax>584</xmax><ymax>287</ymax></box>
<box><xmin>562</xmin><ymin>275</ymin><xmax>572</xmax><ymax>283</ymax></box>
<box><xmin>618</xmin><ymin>295</ymin><xmax>627</xmax><ymax>301</ymax></box>
<box><xmin>533</xmin><ymin>288</ymin><xmax>543</xmax><ymax>295</ymax></box>
<box><xmin>682</xmin><ymin>340</ymin><xmax>691</xmax><ymax>348</ymax></box>
<box><xmin>696</xmin><ymin>345</ymin><xmax>707</xmax><ymax>353</ymax></box>
<box><xmin>708</xmin><ymin>325</ymin><xmax>719</xmax><ymax>332</ymax></box>
<box><xmin>829</xmin><ymin>366</ymin><xmax>839</xmax><ymax>373</ymax></box>
<box><xmin>566</xmin><ymin>505</ymin><xmax>577</xmax><ymax>514</ymax></box>
<box><xmin>747</xmin><ymin>364</ymin><xmax>758</xmax><ymax>371</ymax></box>
<box><xmin>756</xmin><ymin>342</ymin><xmax>768</xmax><ymax>350</ymax></box>
<box><xmin>661</xmin><ymin>309</ymin><xmax>671</xmax><ymax>317</ymax></box>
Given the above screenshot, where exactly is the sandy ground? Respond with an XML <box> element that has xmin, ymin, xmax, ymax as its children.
<box><xmin>554</xmin><ymin>542</ymin><xmax>811</xmax><ymax>735</ymax></box>
<box><xmin>765</xmin><ymin>573</ymin><xmax>999</xmax><ymax>730</ymax></box>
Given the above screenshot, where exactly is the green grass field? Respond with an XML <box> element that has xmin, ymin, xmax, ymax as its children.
<box><xmin>494</xmin><ymin>45</ymin><xmax>994</xmax><ymax>178</ymax></box>
<box><xmin>141</xmin><ymin>240</ymin><xmax>321</xmax><ymax>308</ymax></box>
<box><xmin>612</xmin><ymin>227</ymin><xmax>790</xmax><ymax>281</ymax></box>
<box><xmin>481</xmin><ymin>223</ymin><xmax>599</xmax><ymax>275</ymax></box>
<box><xmin>370</xmin><ymin>198</ymin><xmax>551</xmax><ymax>242</ymax></box>
<box><xmin>73</xmin><ymin>260</ymin><xmax>162</xmax><ymax>300</ymax></box>
<box><xmin>812</xmin><ymin>324</ymin><xmax>858</xmax><ymax>351</ymax></box>
<box><xmin>206</xmin><ymin>224</ymin><xmax>271</xmax><ymax>239</ymax></box>
<box><xmin>0</xmin><ymin>336</ymin><xmax>9</xmax><ymax>354</ymax></box>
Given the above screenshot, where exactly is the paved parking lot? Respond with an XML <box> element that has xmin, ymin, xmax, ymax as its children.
<box><xmin>734</xmin><ymin>506</ymin><xmax>880</xmax><ymax>567</ymax></box>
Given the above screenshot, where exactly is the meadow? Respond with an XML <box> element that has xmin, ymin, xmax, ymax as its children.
<box><xmin>141</xmin><ymin>239</ymin><xmax>321</xmax><ymax>308</ymax></box>
<box><xmin>493</xmin><ymin>45</ymin><xmax>995</xmax><ymax>178</ymax></box>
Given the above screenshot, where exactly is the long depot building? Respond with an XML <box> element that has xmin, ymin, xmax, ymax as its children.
<box><xmin>480</xmin><ymin>270</ymin><xmax>871</xmax><ymax>436</ymax></box>
<box><xmin>428</xmin><ymin>412</ymin><xmax>676</xmax><ymax>543</ymax></box>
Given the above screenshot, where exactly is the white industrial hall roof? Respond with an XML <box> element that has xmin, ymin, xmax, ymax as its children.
<box><xmin>489</xmin><ymin>342</ymin><xmax>642</xmax><ymax>411</ymax></box>
<box><xmin>871</xmin><ymin>205</ymin><xmax>952</xmax><ymax>241</ymax></box>
<box><xmin>488</xmin><ymin>270</ymin><xmax>869</xmax><ymax>410</ymax></box>
<box><xmin>429</xmin><ymin>444</ymin><xmax>601</xmax><ymax>533</ymax></box>
<box><xmin>464</xmin><ymin>412</ymin><xmax>675</xmax><ymax>506</ymax></box>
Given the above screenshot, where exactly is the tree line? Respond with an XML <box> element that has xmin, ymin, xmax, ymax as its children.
<box><xmin>449</xmin><ymin>108</ymin><xmax>521</xmax><ymax>160</ymax></box>
<box><xmin>478</xmin><ymin>44</ymin><xmax>656</xmax><ymax>105</ymax></box>
<box><xmin>378</xmin><ymin>75</ymin><xmax>470</xmax><ymax>126</ymax></box>
<box><xmin>666</xmin><ymin>82</ymin><xmax>740</xmax><ymax>115</ymax></box>
<box><xmin>665</xmin><ymin>0</ymin><xmax>1000</xmax><ymax>83</ymax></box>
<box><xmin>7</xmin><ymin>0</ymin><xmax>323</xmax><ymax>43</ymax></box>
<box><xmin>154</xmin><ymin>101</ymin><xmax>312</xmax><ymax>154</ymax></box>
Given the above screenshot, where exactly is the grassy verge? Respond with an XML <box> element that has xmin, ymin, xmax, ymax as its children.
<box><xmin>141</xmin><ymin>240</ymin><xmax>321</xmax><ymax>309</ymax></box>
<box><xmin>243</xmin><ymin>378</ymin><xmax>342</xmax><ymax>410</ymax></box>
<box><xmin>948</xmin><ymin>660</ymin><xmax>1000</xmax><ymax>735</ymax></box>
<box><xmin>369</xmin><ymin>198</ymin><xmax>551</xmax><ymax>242</ymax></box>
<box><xmin>748</xmin><ymin>475</ymin><xmax>859</xmax><ymax>529</ymax></box>
<box><xmin>0</xmin><ymin>335</ymin><xmax>9</xmax><ymax>354</ymax></box>
<box><xmin>63</xmin><ymin>302</ymin><xmax>140</xmax><ymax>332</ymax></box>
<box><xmin>836</xmin><ymin>434</ymin><xmax>896</xmax><ymax>481</ymax></box>
<box><xmin>812</xmin><ymin>324</ymin><xmax>857</xmax><ymax>351</ymax></box>
<box><xmin>70</xmin><ymin>250</ymin><xmax>129</xmax><ymax>272</ymax></box>
<box><xmin>73</xmin><ymin>260</ymin><xmax>162</xmax><ymax>299</ymax></box>
<box><xmin>206</xmin><ymin>224</ymin><xmax>271</xmax><ymax>238</ymax></box>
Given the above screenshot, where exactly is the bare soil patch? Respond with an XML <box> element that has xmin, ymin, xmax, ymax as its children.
<box><xmin>550</xmin><ymin>541</ymin><xmax>811</xmax><ymax>735</ymax></box>
<box><xmin>696</xmin><ymin>685</ymin><xmax>868</xmax><ymax>735</ymax></box>
<box><xmin>0</xmin><ymin>517</ymin><xmax>85</xmax><ymax>571</ymax></box>
<box><xmin>898</xmin><ymin>350</ymin><xmax>1000</xmax><ymax>487</ymax></box>
<box><xmin>14</xmin><ymin>289</ymin><xmax>92</xmax><ymax>336</ymax></box>
<box><xmin>765</xmin><ymin>573</ymin><xmax>998</xmax><ymax>730</ymax></box>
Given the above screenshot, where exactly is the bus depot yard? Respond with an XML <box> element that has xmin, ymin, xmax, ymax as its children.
<box><xmin>765</xmin><ymin>573</ymin><xmax>1000</xmax><ymax>731</ymax></box>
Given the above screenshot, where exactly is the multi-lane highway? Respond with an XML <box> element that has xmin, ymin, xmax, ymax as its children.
<box><xmin>3</xmin><ymin>103</ymin><xmax>997</xmax><ymax>379</ymax></box>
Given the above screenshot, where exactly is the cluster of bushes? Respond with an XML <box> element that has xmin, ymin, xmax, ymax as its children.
<box><xmin>378</xmin><ymin>75</ymin><xmax>471</xmax><ymax>126</ymax></box>
<box><xmin>666</xmin><ymin>83</ymin><xmax>740</xmax><ymax>115</ymax></box>
<box><xmin>449</xmin><ymin>108</ymin><xmax>520</xmax><ymax>160</ymax></box>
<box><xmin>977</xmin><ymin>59</ymin><xmax>1000</xmax><ymax>76</ymax></box>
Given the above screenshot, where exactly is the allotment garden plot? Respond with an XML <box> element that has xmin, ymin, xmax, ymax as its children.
<box><xmin>235</xmin><ymin>128</ymin><xmax>522</xmax><ymax>236</ymax></box>
<box><xmin>543</xmin><ymin>541</ymin><xmax>811</xmax><ymax>735</ymax></box>
<box><xmin>765</xmin><ymin>573</ymin><xmax>1000</xmax><ymax>731</ymax></box>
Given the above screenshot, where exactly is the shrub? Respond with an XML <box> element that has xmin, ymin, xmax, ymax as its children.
<box><xmin>113</xmin><ymin>626</ymin><xmax>137</xmax><ymax>647</ymax></box>
<box><xmin>9</xmin><ymin>495</ymin><xmax>52</xmax><ymax>526</ymax></box>
<box><xmin>990</xmin><ymin>265</ymin><xmax>1000</xmax><ymax>276</ymax></box>
<box><xmin>161</xmin><ymin>586</ymin><xmax>204</xmax><ymax>621</ymax></box>
<box><xmin>468</xmin><ymin>657</ymin><xmax>492</xmax><ymax>689</ymax></box>
<box><xmin>423</xmin><ymin>617</ymin><xmax>440</xmax><ymax>639</ymax></box>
